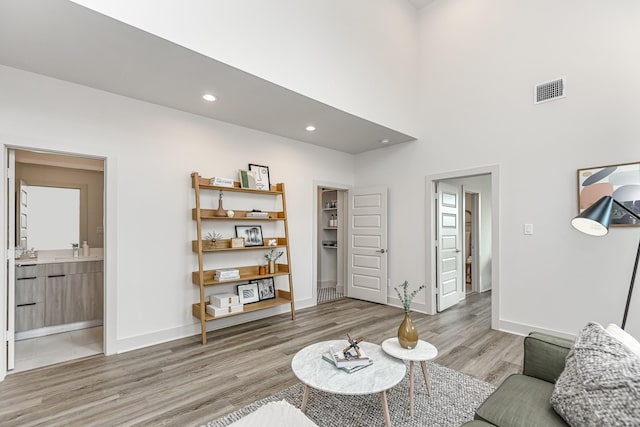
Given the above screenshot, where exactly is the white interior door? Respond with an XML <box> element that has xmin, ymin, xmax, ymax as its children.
<box><xmin>437</xmin><ymin>182</ymin><xmax>463</xmax><ymax>312</ymax></box>
<box><xmin>347</xmin><ymin>187</ymin><xmax>387</xmax><ymax>304</ymax></box>
<box><xmin>6</xmin><ymin>150</ymin><xmax>16</xmax><ymax>371</ymax></box>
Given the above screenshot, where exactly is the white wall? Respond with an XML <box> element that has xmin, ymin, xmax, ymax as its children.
<box><xmin>357</xmin><ymin>0</ymin><xmax>640</xmax><ymax>339</ymax></box>
<box><xmin>0</xmin><ymin>65</ymin><xmax>355</xmax><ymax>352</ymax></box>
<box><xmin>70</xmin><ymin>0</ymin><xmax>420</xmax><ymax>137</ymax></box>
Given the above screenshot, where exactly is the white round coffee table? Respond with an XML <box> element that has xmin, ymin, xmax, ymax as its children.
<box><xmin>291</xmin><ymin>340</ymin><xmax>406</xmax><ymax>427</ymax></box>
<box><xmin>382</xmin><ymin>338</ymin><xmax>438</xmax><ymax>416</ymax></box>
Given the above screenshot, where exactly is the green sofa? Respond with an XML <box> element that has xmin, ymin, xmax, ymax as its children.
<box><xmin>463</xmin><ymin>332</ymin><xmax>574</xmax><ymax>427</ymax></box>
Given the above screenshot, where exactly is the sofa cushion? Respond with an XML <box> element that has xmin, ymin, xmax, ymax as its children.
<box><xmin>523</xmin><ymin>332</ymin><xmax>574</xmax><ymax>384</ymax></box>
<box><xmin>475</xmin><ymin>374</ymin><xmax>567</xmax><ymax>427</ymax></box>
<box><xmin>550</xmin><ymin>322</ymin><xmax>640</xmax><ymax>426</ymax></box>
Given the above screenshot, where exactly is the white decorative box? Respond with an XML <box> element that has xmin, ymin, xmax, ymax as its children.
<box><xmin>206</xmin><ymin>304</ymin><xmax>243</xmax><ymax>318</ymax></box>
<box><xmin>209</xmin><ymin>293</ymin><xmax>240</xmax><ymax>308</ymax></box>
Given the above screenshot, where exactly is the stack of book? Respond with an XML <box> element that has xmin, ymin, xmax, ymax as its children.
<box><xmin>323</xmin><ymin>345</ymin><xmax>373</xmax><ymax>373</ymax></box>
<box><xmin>215</xmin><ymin>268</ymin><xmax>240</xmax><ymax>281</ymax></box>
<box><xmin>246</xmin><ymin>211</ymin><xmax>269</xmax><ymax>218</ymax></box>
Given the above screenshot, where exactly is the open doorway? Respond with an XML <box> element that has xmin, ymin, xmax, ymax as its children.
<box><xmin>426</xmin><ymin>165</ymin><xmax>500</xmax><ymax>329</ymax></box>
<box><xmin>7</xmin><ymin>148</ymin><xmax>105</xmax><ymax>373</ymax></box>
<box><xmin>316</xmin><ymin>186</ymin><xmax>347</xmax><ymax>304</ymax></box>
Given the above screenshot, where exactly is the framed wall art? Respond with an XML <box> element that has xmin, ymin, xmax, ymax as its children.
<box><xmin>248</xmin><ymin>164</ymin><xmax>271</xmax><ymax>191</ymax></box>
<box><xmin>237</xmin><ymin>283</ymin><xmax>260</xmax><ymax>304</ymax></box>
<box><xmin>578</xmin><ymin>161</ymin><xmax>640</xmax><ymax>226</ymax></box>
<box><xmin>235</xmin><ymin>225</ymin><xmax>264</xmax><ymax>246</ymax></box>
<box><xmin>252</xmin><ymin>278</ymin><xmax>276</xmax><ymax>301</ymax></box>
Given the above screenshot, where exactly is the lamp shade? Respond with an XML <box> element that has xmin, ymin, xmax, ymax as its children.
<box><xmin>571</xmin><ymin>195</ymin><xmax>614</xmax><ymax>236</ymax></box>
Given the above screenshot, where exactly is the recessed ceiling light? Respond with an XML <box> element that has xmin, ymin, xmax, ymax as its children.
<box><xmin>305</xmin><ymin>125</ymin><xmax>316</xmax><ymax>132</ymax></box>
<box><xmin>202</xmin><ymin>93</ymin><xmax>217</xmax><ymax>102</ymax></box>
<box><xmin>380</xmin><ymin>139</ymin><xmax>390</xmax><ymax>144</ymax></box>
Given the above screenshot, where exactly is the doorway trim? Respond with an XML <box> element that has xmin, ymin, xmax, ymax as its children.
<box><xmin>1</xmin><ymin>141</ymin><xmax>115</xmax><ymax>381</ymax></box>
<box><xmin>425</xmin><ymin>165</ymin><xmax>500</xmax><ymax>330</ymax></box>
<box><xmin>311</xmin><ymin>180</ymin><xmax>351</xmax><ymax>306</ymax></box>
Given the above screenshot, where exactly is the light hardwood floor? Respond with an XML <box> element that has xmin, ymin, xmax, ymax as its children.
<box><xmin>0</xmin><ymin>292</ymin><xmax>523</xmax><ymax>427</ymax></box>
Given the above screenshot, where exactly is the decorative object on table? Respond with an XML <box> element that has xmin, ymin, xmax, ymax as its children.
<box><xmin>394</xmin><ymin>280</ymin><xmax>426</xmax><ymax>349</ymax></box>
<box><xmin>267</xmin><ymin>239</ymin><xmax>277</xmax><ymax>246</ymax></box>
<box><xmin>264</xmin><ymin>249</ymin><xmax>284</xmax><ymax>274</ymax></box>
<box><xmin>215</xmin><ymin>190</ymin><xmax>227</xmax><ymax>217</ymax></box>
<box><xmin>577</xmin><ymin>162</ymin><xmax>640</xmax><ymax>226</ymax></box>
<box><xmin>215</xmin><ymin>268</ymin><xmax>240</xmax><ymax>281</ymax></box>
<box><xmin>252</xmin><ymin>277</ymin><xmax>276</xmax><ymax>300</ymax></box>
<box><xmin>235</xmin><ymin>225</ymin><xmax>264</xmax><ymax>247</ymax></box>
<box><xmin>571</xmin><ymin>195</ymin><xmax>640</xmax><ymax>329</ymax></box>
<box><xmin>210</xmin><ymin>176</ymin><xmax>234</xmax><ymax>188</ymax></box>
<box><xmin>342</xmin><ymin>333</ymin><xmax>366</xmax><ymax>358</ymax></box>
<box><xmin>237</xmin><ymin>282</ymin><xmax>260</xmax><ymax>304</ymax></box>
<box><xmin>258</xmin><ymin>265</ymin><xmax>267</xmax><ymax>275</ymax></box>
<box><xmin>249</xmin><ymin>164</ymin><xmax>271</xmax><ymax>191</ymax></box>
<box><xmin>321</xmin><ymin>352</ymin><xmax>373</xmax><ymax>373</ymax></box>
<box><xmin>227</xmin><ymin>210</ymin><xmax>235</xmax><ymax>218</ymax></box>
<box><xmin>230</xmin><ymin>237</ymin><xmax>245</xmax><ymax>248</ymax></box>
<box><xmin>238</xmin><ymin>169</ymin><xmax>257</xmax><ymax>189</ymax></box>
<box><xmin>328</xmin><ymin>344</ymin><xmax>370</xmax><ymax>368</ymax></box>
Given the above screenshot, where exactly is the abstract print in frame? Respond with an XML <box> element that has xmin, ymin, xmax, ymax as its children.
<box><xmin>578</xmin><ymin>161</ymin><xmax>640</xmax><ymax>226</ymax></box>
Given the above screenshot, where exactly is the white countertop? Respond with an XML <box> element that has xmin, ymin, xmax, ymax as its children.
<box><xmin>15</xmin><ymin>248</ymin><xmax>104</xmax><ymax>265</ymax></box>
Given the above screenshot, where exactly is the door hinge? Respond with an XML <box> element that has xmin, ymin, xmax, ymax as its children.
<box><xmin>6</xmin><ymin>248</ymin><xmax>14</xmax><ymax>261</ymax></box>
<box><xmin>5</xmin><ymin>330</ymin><xmax>13</xmax><ymax>342</ymax></box>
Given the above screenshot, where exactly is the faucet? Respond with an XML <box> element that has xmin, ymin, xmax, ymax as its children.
<box><xmin>72</xmin><ymin>243</ymin><xmax>79</xmax><ymax>258</ymax></box>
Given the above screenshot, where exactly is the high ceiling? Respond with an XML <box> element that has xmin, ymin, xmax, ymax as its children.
<box><xmin>0</xmin><ymin>0</ymin><xmax>416</xmax><ymax>154</ymax></box>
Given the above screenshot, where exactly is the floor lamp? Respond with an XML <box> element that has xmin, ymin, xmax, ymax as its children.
<box><xmin>571</xmin><ymin>195</ymin><xmax>640</xmax><ymax>330</ymax></box>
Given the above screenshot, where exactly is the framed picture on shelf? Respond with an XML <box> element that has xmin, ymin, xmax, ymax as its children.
<box><xmin>237</xmin><ymin>283</ymin><xmax>260</xmax><ymax>304</ymax></box>
<box><xmin>252</xmin><ymin>278</ymin><xmax>276</xmax><ymax>301</ymax></box>
<box><xmin>231</xmin><ymin>237</ymin><xmax>245</xmax><ymax>248</ymax></box>
<box><xmin>238</xmin><ymin>169</ymin><xmax>257</xmax><ymax>189</ymax></box>
<box><xmin>248</xmin><ymin>164</ymin><xmax>271</xmax><ymax>191</ymax></box>
<box><xmin>578</xmin><ymin>161</ymin><xmax>640</xmax><ymax>226</ymax></box>
<box><xmin>235</xmin><ymin>225</ymin><xmax>264</xmax><ymax>246</ymax></box>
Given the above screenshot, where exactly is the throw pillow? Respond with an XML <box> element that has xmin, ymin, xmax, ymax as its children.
<box><xmin>606</xmin><ymin>323</ymin><xmax>640</xmax><ymax>357</ymax></box>
<box><xmin>550</xmin><ymin>322</ymin><xmax>640</xmax><ymax>426</ymax></box>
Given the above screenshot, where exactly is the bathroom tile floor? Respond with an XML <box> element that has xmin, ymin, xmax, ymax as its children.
<box><xmin>13</xmin><ymin>326</ymin><xmax>103</xmax><ymax>373</ymax></box>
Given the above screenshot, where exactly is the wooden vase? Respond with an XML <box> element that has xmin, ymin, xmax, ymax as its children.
<box><xmin>398</xmin><ymin>313</ymin><xmax>418</xmax><ymax>349</ymax></box>
<box><xmin>268</xmin><ymin>261</ymin><xmax>276</xmax><ymax>274</ymax></box>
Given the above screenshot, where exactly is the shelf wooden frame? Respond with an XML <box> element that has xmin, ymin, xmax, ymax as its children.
<box><xmin>191</xmin><ymin>173</ymin><xmax>295</xmax><ymax>344</ymax></box>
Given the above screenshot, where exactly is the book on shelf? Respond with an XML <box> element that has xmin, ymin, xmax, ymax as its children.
<box><xmin>215</xmin><ymin>269</ymin><xmax>240</xmax><ymax>280</ymax></box>
<box><xmin>246</xmin><ymin>211</ymin><xmax>269</xmax><ymax>218</ymax></box>
<box><xmin>328</xmin><ymin>345</ymin><xmax>370</xmax><ymax>368</ymax></box>
<box><xmin>322</xmin><ymin>353</ymin><xmax>373</xmax><ymax>373</ymax></box>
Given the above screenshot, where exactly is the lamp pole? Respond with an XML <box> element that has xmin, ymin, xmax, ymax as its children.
<box><xmin>612</xmin><ymin>200</ymin><xmax>640</xmax><ymax>329</ymax></box>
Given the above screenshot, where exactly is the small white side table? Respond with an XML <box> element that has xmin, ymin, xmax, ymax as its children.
<box><xmin>381</xmin><ymin>338</ymin><xmax>438</xmax><ymax>416</ymax></box>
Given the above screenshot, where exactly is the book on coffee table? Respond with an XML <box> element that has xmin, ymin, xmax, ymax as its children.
<box><xmin>322</xmin><ymin>353</ymin><xmax>373</xmax><ymax>374</ymax></box>
<box><xmin>328</xmin><ymin>345</ymin><xmax>371</xmax><ymax>368</ymax></box>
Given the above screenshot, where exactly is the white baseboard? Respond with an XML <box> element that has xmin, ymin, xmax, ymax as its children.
<box><xmin>498</xmin><ymin>319</ymin><xmax>576</xmax><ymax>340</ymax></box>
<box><xmin>117</xmin><ymin>298</ymin><xmax>315</xmax><ymax>353</ymax></box>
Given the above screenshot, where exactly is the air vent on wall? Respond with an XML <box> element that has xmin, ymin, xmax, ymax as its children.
<box><xmin>534</xmin><ymin>77</ymin><xmax>566</xmax><ymax>104</ymax></box>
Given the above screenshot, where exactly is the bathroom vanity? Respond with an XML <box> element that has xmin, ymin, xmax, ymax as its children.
<box><xmin>15</xmin><ymin>255</ymin><xmax>103</xmax><ymax>340</ymax></box>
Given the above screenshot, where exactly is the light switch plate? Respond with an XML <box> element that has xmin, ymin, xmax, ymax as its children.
<box><xmin>524</xmin><ymin>224</ymin><xmax>533</xmax><ymax>235</ymax></box>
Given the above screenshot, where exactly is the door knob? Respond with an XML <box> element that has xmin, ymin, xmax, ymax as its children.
<box><xmin>376</xmin><ymin>249</ymin><xmax>387</xmax><ymax>254</ymax></box>
<box><xmin>455</xmin><ymin>249</ymin><xmax>461</xmax><ymax>253</ymax></box>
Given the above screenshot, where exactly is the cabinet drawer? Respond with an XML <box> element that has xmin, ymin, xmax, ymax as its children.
<box><xmin>16</xmin><ymin>264</ymin><xmax>45</xmax><ymax>279</ymax></box>
<box><xmin>15</xmin><ymin>302</ymin><xmax>45</xmax><ymax>332</ymax></box>
<box><xmin>46</xmin><ymin>261</ymin><xmax>103</xmax><ymax>276</ymax></box>
<box><xmin>16</xmin><ymin>276</ymin><xmax>45</xmax><ymax>304</ymax></box>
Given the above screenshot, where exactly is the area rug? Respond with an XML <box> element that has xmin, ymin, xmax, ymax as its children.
<box><xmin>203</xmin><ymin>362</ymin><xmax>495</xmax><ymax>427</ymax></box>
<box><xmin>317</xmin><ymin>287</ymin><xmax>344</xmax><ymax>304</ymax></box>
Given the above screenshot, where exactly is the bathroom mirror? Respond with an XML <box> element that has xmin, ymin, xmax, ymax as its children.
<box><xmin>26</xmin><ymin>185</ymin><xmax>80</xmax><ymax>250</ymax></box>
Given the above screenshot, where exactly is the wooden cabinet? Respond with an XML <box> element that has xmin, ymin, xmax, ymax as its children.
<box><xmin>15</xmin><ymin>261</ymin><xmax>103</xmax><ymax>333</ymax></box>
<box><xmin>191</xmin><ymin>173</ymin><xmax>295</xmax><ymax>344</ymax></box>
<box><xmin>45</xmin><ymin>261</ymin><xmax>103</xmax><ymax>326</ymax></box>
<box><xmin>15</xmin><ymin>264</ymin><xmax>45</xmax><ymax>332</ymax></box>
